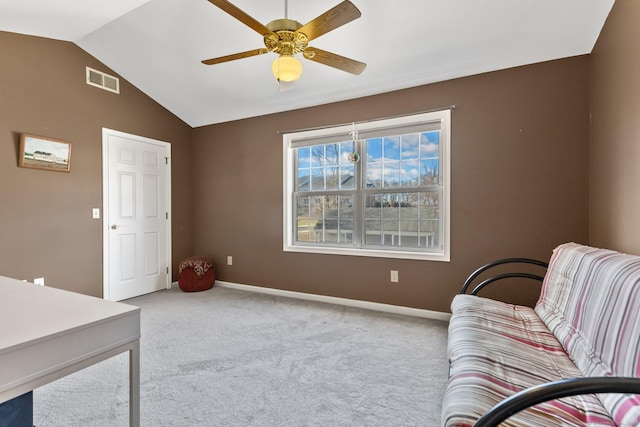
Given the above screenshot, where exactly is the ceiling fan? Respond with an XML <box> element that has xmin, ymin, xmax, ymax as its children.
<box><xmin>201</xmin><ymin>0</ymin><xmax>366</xmax><ymax>83</ymax></box>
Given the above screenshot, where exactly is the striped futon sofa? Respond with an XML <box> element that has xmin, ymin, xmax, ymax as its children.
<box><xmin>443</xmin><ymin>243</ymin><xmax>640</xmax><ymax>426</ymax></box>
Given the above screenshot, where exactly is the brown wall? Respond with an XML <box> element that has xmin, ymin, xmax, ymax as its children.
<box><xmin>192</xmin><ymin>56</ymin><xmax>591</xmax><ymax>312</ymax></box>
<box><xmin>3</xmin><ymin>0</ymin><xmax>634</xmax><ymax>311</ymax></box>
<box><xmin>1</xmin><ymin>29</ymin><xmax>596</xmax><ymax>311</ymax></box>
<box><xmin>590</xmin><ymin>0</ymin><xmax>640</xmax><ymax>255</ymax></box>
<box><xmin>0</xmin><ymin>31</ymin><xmax>193</xmax><ymax>297</ymax></box>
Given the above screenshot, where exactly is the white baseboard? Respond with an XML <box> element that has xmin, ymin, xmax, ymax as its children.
<box><xmin>213</xmin><ymin>280</ymin><xmax>451</xmax><ymax>322</ymax></box>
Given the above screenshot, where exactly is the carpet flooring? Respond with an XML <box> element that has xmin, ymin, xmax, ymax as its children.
<box><xmin>33</xmin><ymin>286</ymin><xmax>449</xmax><ymax>426</ymax></box>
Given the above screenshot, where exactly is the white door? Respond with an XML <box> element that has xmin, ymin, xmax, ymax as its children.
<box><xmin>102</xmin><ymin>128</ymin><xmax>171</xmax><ymax>301</ymax></box>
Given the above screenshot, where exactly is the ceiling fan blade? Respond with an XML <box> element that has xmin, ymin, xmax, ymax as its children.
<box><xmin>202</xmin><ymin>48</ymin><xmax>269</xmax><ymax>65</ymax></box>
<box><xmin>208</xmin><ymin>0</ymin><xmax>275</xmax><ymax>37</ymax></box>
<box><xmin>295</xmin><ymin>0</ymin><xmax>361</xmax><ymax>42</ymax></box>
<box><xmin>303</xmin><ymin>47</ymin><xmax>366</xmax><ymax>75</ymax></box>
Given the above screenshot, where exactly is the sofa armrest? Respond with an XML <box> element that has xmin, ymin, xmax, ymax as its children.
<box><xmin>460</xmin><ymin>257</ymin><xmax>548</xmax><ymax>295</ymax></box>
<box><xmin>474</xmin><ymin>377</ymin><xmax>640</xmax><ymax>427</ymax></box>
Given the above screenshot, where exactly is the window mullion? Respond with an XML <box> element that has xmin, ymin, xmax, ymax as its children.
<box><xmin>354</xmin><ymin>139</ymin><xmax>364</xmax><ymax>249</ymax></box>
<box><xmin>321</xmin><ymin>196</ymin><xmax>326</xmax><ymax>243</ymax></box>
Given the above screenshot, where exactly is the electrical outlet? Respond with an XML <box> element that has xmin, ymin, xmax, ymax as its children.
<box><xmin>227</xmin><ymin>256</ymin><xmax>233</xmax><ymax>266</ymax></box>
<box><xmin>390</xmin><ymin>270</ymin><xmax>399</xmax><ymax>283</ymax></box>
<box><xmin>34</xmin><ymin>277</ymin><xmax>45</xmax><ymax>286</ymax></box>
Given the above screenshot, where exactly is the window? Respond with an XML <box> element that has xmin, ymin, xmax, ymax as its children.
<box><xmin>283</xmin><ymin>110</ymin><xmax>450</xmax><ymax>261</ymax></box>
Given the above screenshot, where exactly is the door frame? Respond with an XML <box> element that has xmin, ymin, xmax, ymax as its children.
<box><xmin>102</xmin><ymin>128</ymin><xmax>172</xmax><ymax>300</ymax></box>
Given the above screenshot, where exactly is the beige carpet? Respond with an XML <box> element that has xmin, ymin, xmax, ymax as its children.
<box><xmin>34</xmin><ymin>286</ymin><xmax>449</xmax><ymax>426</ymax></box>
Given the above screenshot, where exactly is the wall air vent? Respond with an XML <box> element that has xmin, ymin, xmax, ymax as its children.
<box><xmin>86</xmin><ymin>67</ymin><xmax>120</xmax><ymax>94</ymax></box>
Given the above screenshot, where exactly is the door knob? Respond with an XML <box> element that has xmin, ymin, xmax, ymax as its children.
<box><xmin>111</xmin><ymin>224</ymin><xmax>121</xmax><ymax>230</ymax></box>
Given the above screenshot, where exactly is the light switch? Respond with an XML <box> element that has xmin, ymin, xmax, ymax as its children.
<box><xmin>92</xmin><ymin>208</ymin><xmax>100</xmax><ymax>219</ymax></box>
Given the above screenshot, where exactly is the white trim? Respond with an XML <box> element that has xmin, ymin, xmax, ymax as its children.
<box><xmin>102</xmin><ymin>128</ymin><xmax>172</xmax><ymax>301</ymax></box>
<box><xmin>102</xmin><ymin>134</ymin><xmax>110</xmax><ymax>300</ymax></box>
<box><xmin>282</xmin><ymin>109</ymin><xmax>451</xmax><ymax>262</ymax></box>
<box><xmin>213</xmin><ymin>280</ymin><xmax>451</xmax><ymax>322</ymax></box>
<box><xmin>281</xmin><ymin>244</ymin><xmax>449</xmax><ymax>261</ymax></box>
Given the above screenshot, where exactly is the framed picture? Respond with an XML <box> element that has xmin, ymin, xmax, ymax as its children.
<box><xmin>19</xmin><ymin>133</ymin><xmax>72</xmax><ymax>172</ymax></box>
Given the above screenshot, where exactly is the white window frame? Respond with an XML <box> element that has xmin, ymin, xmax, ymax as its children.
<box><xmin>283</xmin><ymin>110</ymin><xmax>450</xmax><ymax>261</ymax></box>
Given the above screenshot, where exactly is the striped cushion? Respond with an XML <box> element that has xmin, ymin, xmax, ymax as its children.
<box><xmin>443</xmin><ymin>294</ymin><xmax>615</xmax><ymax>426</ymax></box>
<box><xmin>535</xmin><ymin>243</ymin><xmax>640</xmax><ymax>426</ymax></box>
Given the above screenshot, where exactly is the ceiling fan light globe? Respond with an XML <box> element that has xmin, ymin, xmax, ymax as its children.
<box><xmin>272</xmin><ymin>55</ymin><xmax>303</xmax><ymax>82</ymax></box>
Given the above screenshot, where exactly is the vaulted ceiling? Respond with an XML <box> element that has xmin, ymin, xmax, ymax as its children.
<box><xmin>0</xmin><ymin>0</ymin><xmax>614</xmax><ymax>127</ymax></box>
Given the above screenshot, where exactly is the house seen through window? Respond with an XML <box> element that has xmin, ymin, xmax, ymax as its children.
<box><xmin>283</xmin><ymin>109</ymin><xmax>450</xmax><ymax>261</ymax></box>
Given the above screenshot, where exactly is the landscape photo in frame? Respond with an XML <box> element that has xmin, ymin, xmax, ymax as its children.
<box><xmin>19</xmin><ymin>133</ymin><xmax>72</xmax><ymax>172</ymax></box>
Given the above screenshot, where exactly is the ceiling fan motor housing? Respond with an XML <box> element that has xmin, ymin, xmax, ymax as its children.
<box><xmin>265</xmin><ymin>19</ymin><xmax>308</xmax><ymax>56</ymax></box>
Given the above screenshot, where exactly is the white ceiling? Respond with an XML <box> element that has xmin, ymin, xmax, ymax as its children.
<box><xmin>0</xmin><ymin>0</ymin><xmax>614</xmax><ymax>127</ymax></box>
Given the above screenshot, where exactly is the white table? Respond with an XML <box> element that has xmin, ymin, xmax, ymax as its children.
<box><xmin>0</xmin><ymin>275</ymin><xmax>141</xmax><ymax>426</ymax></box>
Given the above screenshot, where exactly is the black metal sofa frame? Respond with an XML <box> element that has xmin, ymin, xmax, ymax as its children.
<box><xmin>457</xmin><ymin>257</ymin><xmax>640</xmax><ymax>427</ymax></box>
